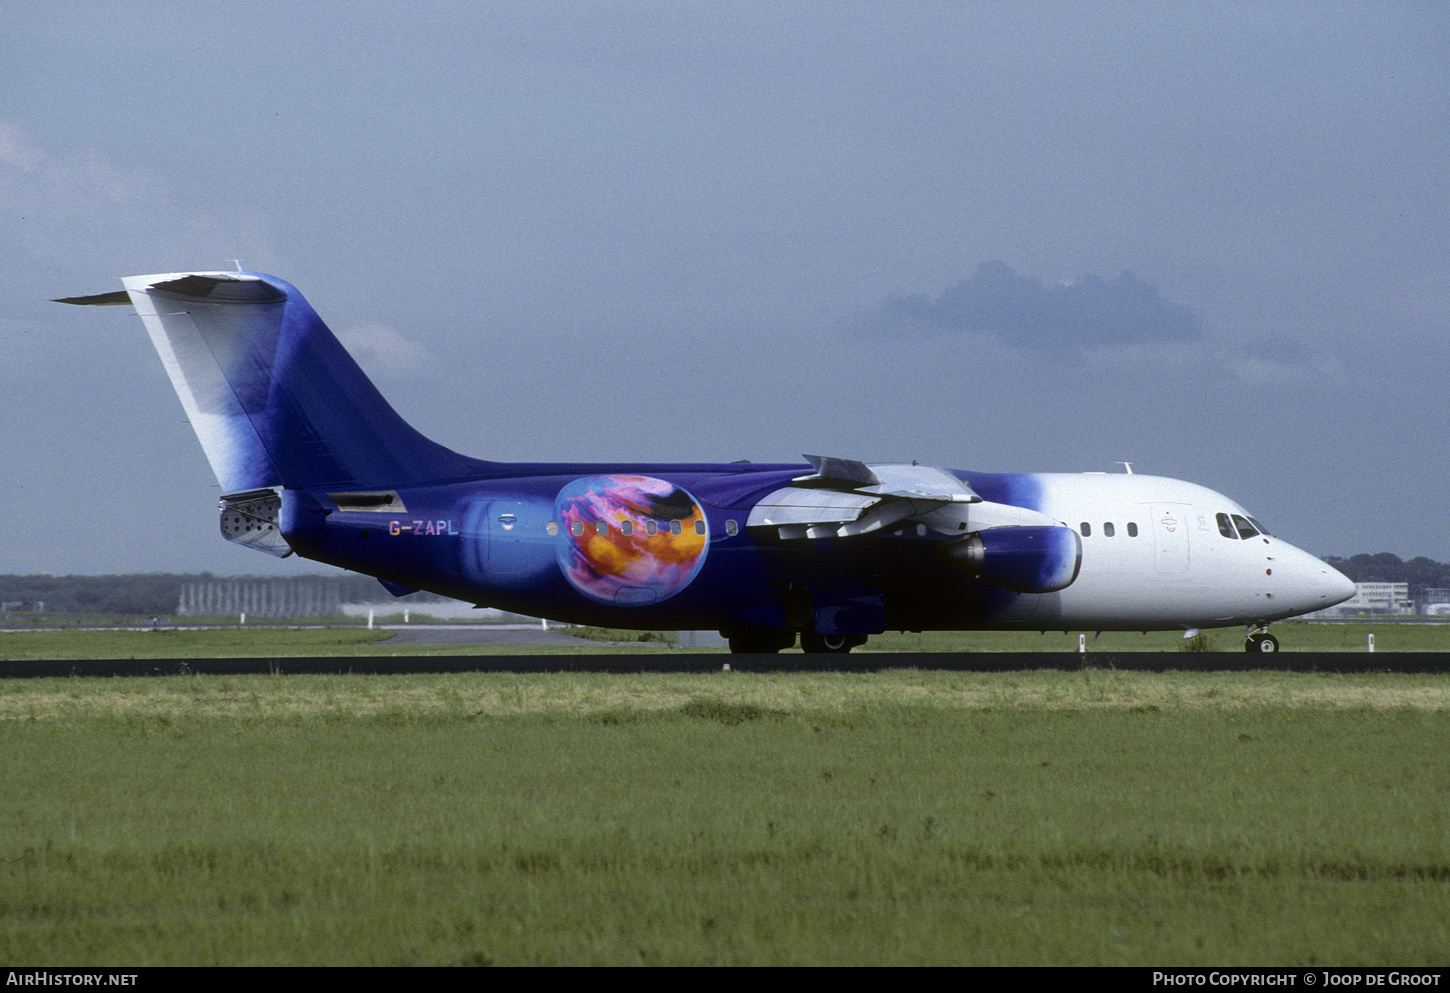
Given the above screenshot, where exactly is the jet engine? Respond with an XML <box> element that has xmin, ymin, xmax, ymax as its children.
<box><xmin>936</xmin><ymin>525</ymin><xmax>1082</xmax><ymax>593</ymax></box>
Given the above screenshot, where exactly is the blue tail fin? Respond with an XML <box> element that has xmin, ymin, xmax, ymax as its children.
<box><xmin>96</xmin><ymin>272</ymin><xmax>487</xmax><ymax>493</ymax></box>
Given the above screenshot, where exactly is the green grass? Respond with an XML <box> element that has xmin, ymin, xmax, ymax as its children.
<box><xmin>869</xmin><ymin>622</ymin><xmax>1450</xmax><ymax>653</ymax></box>
<box><xmin>0</xmin><ymin>625</ymin><xmax>673</xmax><ymax>660</ymax></box>
<box><xmin>0</xmin><ymin>626</ymin><xmax>396</xmax><ymax>660</ymax></box>
<box><xmin>565</xmin><ymin>625</ymin><xmax>678</xmax><ymax>645</ymax></box>
<box><xmin>2</xmin><ymin>670</ymin><xmax>1448</xmax><ymax>965</ymax></box>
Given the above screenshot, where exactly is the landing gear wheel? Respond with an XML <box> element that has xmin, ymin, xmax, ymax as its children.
<box><xmin>1245</xmin><ymin>633</ymin><xmax>1279</xmax><ymax>653</ymax></box>
<box><xmin>799</xmin><ymin>628</ymin><xmax>863</xmax><ymax>654</ymax></box>
<box><xmin>727</xmin><ymin>630</ymin><xmax>796</xmax><ymax>654</ymax></box>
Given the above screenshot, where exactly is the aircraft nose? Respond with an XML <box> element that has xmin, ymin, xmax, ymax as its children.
<box><xmin>1280</xmin><ymin>544</ymin><xmax>1356</xmax><ymax>612</ymax></box>
<box><xmin>1322</xmin><ymin>561</ymin><xmax>1357</xmax><ymax>606</ymax></box>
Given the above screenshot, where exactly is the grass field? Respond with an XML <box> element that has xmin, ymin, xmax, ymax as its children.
<box><xmin>2</xmin><ymin>618</ymin><xmax>1448</xmax><ymax>660</ymax></box>
<box><xmin>2</xmin><ymin>669</ymin><xmax>1448</xmax><ymax>965</ymax></box>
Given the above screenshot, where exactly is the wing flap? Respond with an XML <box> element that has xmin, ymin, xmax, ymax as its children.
<box><xmin>749</xmin><ymin>455</ymin><xmax>983</xmax><ymax>541</ymax></box>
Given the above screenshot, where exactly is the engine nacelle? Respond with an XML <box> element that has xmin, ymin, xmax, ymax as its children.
<box><xmin>937</xmin><ymin>525</ymin><xmax>1082</xmax><ymax>594</ymax></box>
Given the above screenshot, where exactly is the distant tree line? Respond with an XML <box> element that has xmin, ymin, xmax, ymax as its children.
<box><xmin>1322</xmin><ymin>555</ymin><xmax>1450</xmax><ymax>601</ymax></box>
<box><xmin>0</xmin><ymin>573</ymin><xmax>458</xmax><ymax>616</ymax></box>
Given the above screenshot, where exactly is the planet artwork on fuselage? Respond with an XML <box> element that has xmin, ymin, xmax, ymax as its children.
<box><xmin>554</xmin><ymin>474</ymin><xmax>709</xmax><ymax>605</ymax></box>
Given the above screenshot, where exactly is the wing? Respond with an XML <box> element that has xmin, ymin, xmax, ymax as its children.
<box><xmin>747</xmin><ymin>456</ymin><xmax>1082</xmax><ymax>593</ymax></box>
<box><xmin>746</xmin><ymin>454</ymin><xmax>983</xmax><ymax>540</ymax></box>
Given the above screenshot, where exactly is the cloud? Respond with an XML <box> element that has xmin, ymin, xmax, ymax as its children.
<box><xmin>1229</xmin><ymin>337</ymin><xmax>1344</xmax><ymax>385</ymax></box>
<box><xmin>0</xmin><ymin>119</ymin><xmax>279</xmax><ymax>280</ymax></box>
<box><xmin>336</xmin><ymin>322</ymin><xmax>438</xmax><ymax>380</ymax></box>
<box><xmin>0</xmin><ymin>121</ymin><xmax>44</xmax><ymax>172</ymax></box>
<box><xmin>855</xmin><ymin>260</ymin><xmax>1202</xmax><ymax>353</ymax></box>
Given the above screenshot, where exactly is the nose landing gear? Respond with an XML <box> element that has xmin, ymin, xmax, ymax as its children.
<box><xmin>1245</xmin><ymin>628</ymin><xmax>1279</xmax><ymax>652</ymax></box>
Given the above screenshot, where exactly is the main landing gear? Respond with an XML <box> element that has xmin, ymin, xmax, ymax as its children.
<box><xmin>723</xmin><ymin>627</ymin><xmax>868</xmax><ymax>654</ymax></box>
<box><xmin>798</xmin><ymin>628</ymin><xmax>867</xmax><ymax>654</ymax></box>
<box><xmin>725</xmin><ymin>629</ymin><xmax>796</xmax><ymax>654</ymax></box>
<box><xmin>1245</xmin><ymin>627</ymin><xmax>1280</xmax><ymax>653</ymax></box>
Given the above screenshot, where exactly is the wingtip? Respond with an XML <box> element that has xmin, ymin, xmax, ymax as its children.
<box><xmin>53</xmin><ymin>290</ymin><xmax>132</xmax><ymax>306</ymax></box>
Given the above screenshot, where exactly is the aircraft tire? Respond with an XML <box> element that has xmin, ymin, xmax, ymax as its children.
<box><xmin>799</xmin><ymin>628</ymin><xmax>858</xmax><ymax>654</ymax></box>
<box><xmin>1245</xmin><ymin>633</ymin><xmax>1280</xmax><ymax>653</ymax></box>
<box><xmin>727</xmin><ymin>631</ymin><xmax>794</xmax><ymax>654</ymax></box>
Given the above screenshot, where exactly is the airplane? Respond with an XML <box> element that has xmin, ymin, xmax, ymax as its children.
<box><xmin>58</xmin><ymin>271</ymin><xmax>1355</xmax><ymax>653</ymax></box>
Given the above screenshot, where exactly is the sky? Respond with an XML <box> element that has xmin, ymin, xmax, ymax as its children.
<box><xmin>2</xmin><ymin>1</ymin><xmax>1447</xmax><ymax>578</ymax></box>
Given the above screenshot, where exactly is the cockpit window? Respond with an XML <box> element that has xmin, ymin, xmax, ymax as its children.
<box><xmin>1216</xmin><ymin>513</ymin><xmax>1236</xmax><ymax>538</ymax></box>
<box><xmin>1247</xmin><ymin>516</ymin><xmax>1271</xmax><ymax>536</ymax></box>
<box><xmin>1230</xmin><ymin>514</ymin><xmax>1259</xmax><ymax>539</ymax></box>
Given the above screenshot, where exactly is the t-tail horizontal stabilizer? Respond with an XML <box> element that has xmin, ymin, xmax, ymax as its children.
<box><xmin>58</xmin><ymin>272</ymin><xmax>491</xmax><ymax>503</ymax></box>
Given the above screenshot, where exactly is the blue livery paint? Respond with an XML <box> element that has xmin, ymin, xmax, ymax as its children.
<box><xmin>141</xmin><ymin>272</ymin><xmax>490</xmax><ymax>491</ymax></box>
<box><xmin>941</xmin><ymin>525</ymin><xmax>1082</xmax><ymax>594</ymax></box>
<box><xmin>58</xmin><ymin>270</ymin><xmax>1357</xmax><ymax>653</ymax></box>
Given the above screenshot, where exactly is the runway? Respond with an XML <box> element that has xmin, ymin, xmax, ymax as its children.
<box><xmin>1</xmin><ymin>652</ymin><xmax>1444</xmax><ymax>679</ymax></box>
<box><xmin>3</xmin><ymin>620</ymin><xmax>1444</xmax><ymax>677</ymax></box>
<box><xmin>377</xmin><ymin>622</ymin><xmax>606</xmax><ymax>649</ymax></box>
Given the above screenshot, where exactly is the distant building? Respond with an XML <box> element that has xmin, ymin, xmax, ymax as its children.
<box><xmin>178</xmin><ymin>576</ymin><xmax>487</xmax><ymax>620</ymax></box>
<box><xmin>177</xmin><ymin>578</ymin><xmax>341</xmax><ymax>618</ymax></box>
<box><xmin>1305</xmin><ymin>582</ymin><xmax>1413</xmax><ymax>618</ymax></box>
<box><xmin>1422</xmin><ymin>588</ymin><xmax>1450</xmax><ymax>617</ymax></box>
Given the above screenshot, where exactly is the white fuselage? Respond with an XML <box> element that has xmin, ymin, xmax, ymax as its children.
<box><xmin>1019</xmin><ymin>474</ymin><xmax>1352</xmax><ymax>629</ymax></box>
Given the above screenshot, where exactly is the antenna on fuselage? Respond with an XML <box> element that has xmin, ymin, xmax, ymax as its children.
<box><xmin>227</xmin><ymin>259</ymin><xmax>244</xmax><ymax>273</ymax></box>
<box><xmin>1118</xmin><ymin>462</ymin><xmax>1134</xmax><ymax>474</ymax></box>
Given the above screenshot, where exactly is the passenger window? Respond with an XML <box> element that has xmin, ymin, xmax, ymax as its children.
<box><xmin>1217</xmin><ymin>513</ymin><xmax>1236</xmax><ymax>538</ymax></box>
<box><xmin>1103</xmin><ymin>522</ymin><xmax>1115</xmax><ymax>537</ymax></box>
<box><xmin>546</xmin><ymin>520</ymin><xmax>560</xmax><ymax>537</ymax></box>
<box><xmin>570</xmin><ymin>520</ymin><xmax>585</xmax><ymax>537</ymax></box>
<box><xmin>621</xmin><ymin>520</ymin><xmax>634</xmax><ymax>536</ymax></box>
<box><xmin>670</xmin><ymin>520</ymin><xmax>683</xmax><ymax>537</ymax></box>
<box><xmin>694</xmin><ymin>519</ymin><xmax>706</xmax><ymax>535</ymax></box>
<box><xmin>1231</xmin><ymin>514</ymin><xmax>1258</xmax><ymax>539</ymax></box>
<box><xmin>596</xmin><ymin>519</ymin><xmax>608</xmax><ymax>535</ymax></box>
<box><xmin>645</xmin><ymin>520</ymin><xmax>658</xmax><ymax>537</ymax></box>
<box><xmin>725</xmin><ymin>520</ymin><xmax>739</xmax><ymax>536</ymax></box>
<box><xmin>1080</xmin><ymin>522</ymin><xmax>1091</xmax><ymax>537</ymax></box>
<box><xmin>1127</xmin><ymin>522</ymin><xmax>1138</xmax><ymax>537</ymax></box>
